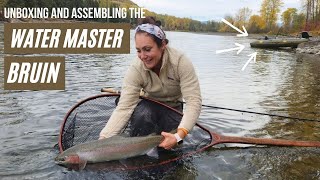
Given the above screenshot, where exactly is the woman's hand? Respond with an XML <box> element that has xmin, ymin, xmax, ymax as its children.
<box><xmin>159</xmin><ymin>132</ymin><xmax>177</xmax><ymax>150</ymax></box>
<box><xmin>159</xmin><ymin>129</ymin><xmax>187</xmax><ymax>150</ymax></box>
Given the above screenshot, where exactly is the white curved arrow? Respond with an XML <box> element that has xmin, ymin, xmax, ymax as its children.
<box><xmin>221</xmin><ymin>18</ymin><xmax>248</xmax><ymax>37</ymax></box>
<box><xmin>216</xmin><ymin>43</ymin><xmax>245</xmax><ymax>54</ymax></box>
<box><xmin>242</xmin><ymin>52</ymin><xmax>257</xmax><ymax>71</ymax></box>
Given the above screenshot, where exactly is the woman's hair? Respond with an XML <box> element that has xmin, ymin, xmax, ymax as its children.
<box><xmin>136</xmin><ymin>16</ymin><xmax>169</xmax><ymax>47</ymax></box>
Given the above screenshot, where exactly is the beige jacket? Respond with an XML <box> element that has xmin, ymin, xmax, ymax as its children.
<box><xmin>100</xmin><ymin>46</ymin><xmax>202</xmax><ymax>138</ymax></box>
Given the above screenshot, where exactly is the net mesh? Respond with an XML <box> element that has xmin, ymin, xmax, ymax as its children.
<box><xmin>59</xmin><ymin>94</ymin><xmax>211</xmax><ymax>169</ymax></box>
<box><xmin>61</xmin><ymin>94</ymin><xmax>119</xmax><ymax>151</ymax></box>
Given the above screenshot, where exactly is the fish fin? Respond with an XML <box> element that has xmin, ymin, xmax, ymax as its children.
<box><xmin>78</xmin><ymin>156</ymin><xmax>87</xmax><ymax>170</ymax></box>
<box><xmin>146</xmin><ymin>147</ymin><xmax>159</xmax><ymax>159</ymax></box>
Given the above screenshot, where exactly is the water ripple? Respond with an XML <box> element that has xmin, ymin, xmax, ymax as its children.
<box><xmin>0</xmin><ymin>26</ymin><xmax>319</xmax><ymax>179</ymax></box>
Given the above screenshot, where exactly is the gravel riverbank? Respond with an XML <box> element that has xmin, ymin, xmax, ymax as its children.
<box><xmin>296</xmin><ymin>39</ymin><xmax>320</xmax><ymax>55</ymax></box>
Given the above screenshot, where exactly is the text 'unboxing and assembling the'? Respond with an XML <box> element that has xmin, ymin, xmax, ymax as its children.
<box><xmin>3</xmin><ymin>7</ymin><xmax>142</xmax><ymax>90</ymax></box>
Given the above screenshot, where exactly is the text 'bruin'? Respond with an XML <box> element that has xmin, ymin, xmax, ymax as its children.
<box><xmin>11</xmin><ymin>28</ymin><xmax>124</xmax><ymax>48</ymax></box>
<box><xmin>7</xmin><ymin>62</ymin><xmax>60</xmax><ymax>83</ymax></box>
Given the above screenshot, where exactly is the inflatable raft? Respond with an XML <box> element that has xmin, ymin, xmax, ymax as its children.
<box><xmin>250</xmin><ymin>38</ymin><xmax>309</xmax><ymax>48</ymax></box>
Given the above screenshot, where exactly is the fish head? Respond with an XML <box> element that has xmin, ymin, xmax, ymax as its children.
<box><xmin>55</xmin><ymin>154</ymin><xmax>80</xmax><ymax>166</ymax></box>
<box><xmin>55</xmin><ymin>153</ymin><xmax>88</xmax><ymax>170</ymax></box>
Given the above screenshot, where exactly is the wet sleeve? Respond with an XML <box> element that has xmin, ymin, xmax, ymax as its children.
<box><xmin>99</xmin><ymin>65</ymin><xmax>143</xmax><ymax>138</ymax></box>
<box><xmin>177</xmin><ymin>55</ymin><xmax>202</xmax><ymax>132</ymax></box>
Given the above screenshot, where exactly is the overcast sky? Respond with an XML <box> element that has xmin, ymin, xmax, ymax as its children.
<box><xmin>131</xmin><ymin>0</ymin><xmax>303</xmax><ymax>21</ymax></box>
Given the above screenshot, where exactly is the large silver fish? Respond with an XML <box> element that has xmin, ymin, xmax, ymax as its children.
<box><xmin>55</xmin><ymin>134</ymin><xmax>163</xmax><ymax>170</ymax></box>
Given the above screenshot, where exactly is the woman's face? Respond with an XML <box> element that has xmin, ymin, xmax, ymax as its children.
<box><xmin>135</xmin><ymin>33</ymin><xmax>165</xmax><ymax>70</ymax></box>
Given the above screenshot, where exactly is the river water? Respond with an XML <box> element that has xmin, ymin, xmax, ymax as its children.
<box><xmin>0</xmin><ymin>23</ymin><xmax>320</xmax><ymax>179</ymax></box>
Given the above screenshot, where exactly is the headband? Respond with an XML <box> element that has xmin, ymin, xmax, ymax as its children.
<box><xmin>135</xmin><ymin>23</ymin><xmax>166</xmax><ymax>40</ymax></box>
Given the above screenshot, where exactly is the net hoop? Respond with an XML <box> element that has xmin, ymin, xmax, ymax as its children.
<box><xmin>58</xmin><ymin>93</ymin><xmax>116</xmax><ymax>152</ymax></box>
<box><xmin>58</xmin><ymin>93</ymin><xmax>213</xmax><ymax>152</ymax></box>
<box><xmin>57</xmin><ymin>93</ymin><xmax>214</xmax><ymax>170</ymax></box>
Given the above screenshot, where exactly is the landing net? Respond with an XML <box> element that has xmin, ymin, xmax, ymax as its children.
<box><xmin>58</xmin><ymin>93</ymin><xmax>212</xmax><ymax>170</ymax></box>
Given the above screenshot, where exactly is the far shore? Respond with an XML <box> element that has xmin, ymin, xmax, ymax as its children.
<box><xmin>1</xmin><ymin>19</ymin><xmax>319</xmax><ymax>40</ymax></box>
<box><xmin>192</xmin><ymin>31</ymin><xmax>320</xmax><ymax>40</ymax></box>
<box><xmin>191</xmin><ymin>31</ymin><xmax>262</xmax><ymax>39</ymax></box>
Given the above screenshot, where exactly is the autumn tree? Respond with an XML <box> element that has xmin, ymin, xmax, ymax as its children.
<box><xmin>189</xmin><ymin>20</ymin><xmax>205</xmax><ymax>32</ymax></box>
<box><xmin>292</xmin><ymin>13</ymin><xmax>306</xmax><ymax>32</ymax></box>
<box><xmin>260</xmin><ymin>0</ymin><xmax>283</xmax><ymax>32</ymax></box>
<box><xmin>302</xmin><ymin>0</ymin><xmax>320</xmax><ymax>29</ymax></box>
<box><xmin>0</xmin><ymin>0</ymin><xmax>8</xmax><ymax>20</ymax></box>
<box><xmin>218</xmin><ymin>15</ymin><xmax>235</xmax><ymax>32</ymax></box>
<box><xmin>248</xmin><ymin>15</ymin><xmax>265</xmax><ymax>33</ymax></box>
<box><xmin>0</xmin><ymin>0</ymin><xmax>8</xmax><ymax>8</ymax></box>
<box><xmin>281</xmin><ymin>8</ymin><xmax>297</xmax><ymax>33</ymax></box>
<box><xmin>2</xmin><ymin>0</ymin><xmax>217</xmax><ymax>32</ymax></box>
<box><xmin>205</xmin><ymin>20</ymin><xmax>219</xmax><ymax>32</ymax></box>
<box><xmin>235</xmin><ymin>7</ymin><xmax>252</xmax><ymax>28</ymax></box>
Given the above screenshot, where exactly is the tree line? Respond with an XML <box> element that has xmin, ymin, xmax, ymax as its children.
<box><xmin>220</xmin><ymin>0</ymin><xmax>320</xmax><ymax>34</ymax></box>
<box><xmin>0</xmin><ymin>0</ymin><xmax>218</xmax><ymax>32</ymax></box>
<box><xmin>1</xmin><ymin>0</ymin><xmax>319</xmax><ymax>34</ymax></box>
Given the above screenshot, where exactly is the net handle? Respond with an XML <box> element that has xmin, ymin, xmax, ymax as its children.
<box><xmin>210</xmin><ymin>132</ymin><xmax>320</xmax><ymax>147</ymax></box>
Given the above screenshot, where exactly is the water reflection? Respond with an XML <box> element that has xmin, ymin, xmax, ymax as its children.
<box><xmin>0</xmin><ymin>24</ymin><xmax>319</xmax><ymax>179</ymax></box>
<box><xmin>258</xmin><ymin>53</ymin><xmax>320</xmax><ymax>141</ymax></box>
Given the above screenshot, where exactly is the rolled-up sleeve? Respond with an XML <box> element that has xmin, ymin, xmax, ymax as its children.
<box><xmin>99</xmin><ymin>66</ymin><xmax>143</xmax><ymax>138</ymax></box>
<box><xmin>177</xmin><ymin>55</ymin><xmax>202</xmax><ymax>132</ymax></box>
